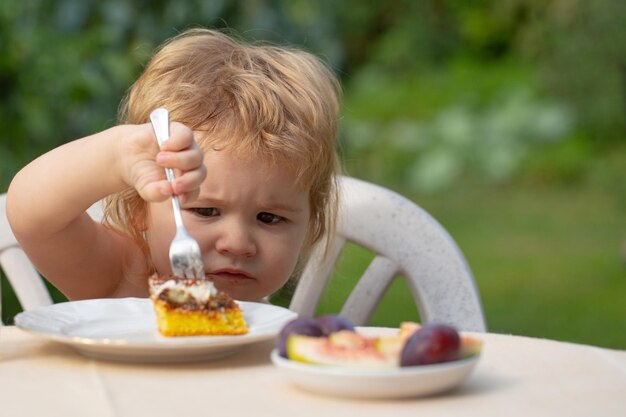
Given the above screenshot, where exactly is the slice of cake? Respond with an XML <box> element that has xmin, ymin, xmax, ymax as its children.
<box><xmin>149</xmin><ymin>274</ymin><xmax>248</xmax><ymax>337</ymax></box>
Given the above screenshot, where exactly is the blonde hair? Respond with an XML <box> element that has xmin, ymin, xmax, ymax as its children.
<box><xmin>104</xmin><ymin>28</ymin><xmax>341</xmax><ymax>275</ymax></box>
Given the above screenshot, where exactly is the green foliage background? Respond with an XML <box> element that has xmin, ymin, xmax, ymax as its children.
<box><xmin>1</xmin><ymin>0</ymin><xmax>625</xmax><ymax>348</ymax></box>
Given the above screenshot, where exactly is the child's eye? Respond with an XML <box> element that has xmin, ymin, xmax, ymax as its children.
<box><xmin>193</xmin><ymin>207</ymin><xmax>219</xmax><ymax>217</ymax></box>
<box><xmin>257</xmin><ymin>212</ymin><xmax>284</xmax><ymax>224</ymax></box>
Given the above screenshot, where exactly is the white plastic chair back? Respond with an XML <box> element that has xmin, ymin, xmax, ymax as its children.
<box><xmin>1</xmin><ymin>193</ymin><xmax>53</xmax><ymax>312</ymax></box>
<box><xmin>2</xmin><ymin>178</ymin><xmax>486</xmax><ymax>332</ymax></box>
<box><xmin>290</xmin><ymin>176</ymin><xmax>487</xmax><ymax>332</ymax></box>
<box><xmin>0</xmin><ymin>193</ymin><xmax>103</xmax><ymax>314</ymax></box>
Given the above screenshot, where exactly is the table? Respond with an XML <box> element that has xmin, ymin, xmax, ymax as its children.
<box><xmin>1</xmin><ymin>326</ymin><xmax>625</xmax><ymax>417</ymax></box>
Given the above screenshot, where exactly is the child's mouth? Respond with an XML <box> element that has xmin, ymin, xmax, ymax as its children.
<box><xmin>207</xmin><ymin>269</ymin><xmax>254</xmax><ymax>282</ymax></box>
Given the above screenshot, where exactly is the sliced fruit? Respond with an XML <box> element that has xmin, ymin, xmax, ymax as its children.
<box><xmin>277</xmin><ymin>316</ymin><xmax>482</xmax><ymax>369</ymax></box>
<box><xmin>459</xmin><ymin>335</ymin><xmax>483</xmax><ymax>358</ymax></box>
<box><xmin>328</xmin><ymin>330</ymin><xmax>371</xmax><ymax>349</ymax></box>
<box><xmin>276</xmin><ymin>317</ymin><xmax>324</xmax><ymax>358</ymax></box>
<box><xmin>287</xmin><ymin>334</ymin><xmax>398</xmax><ymax>368</ymax></box>
<box><xmin>398</xmin><ymin>321</ymin><xmax>421</xmax><ymax>340</ymax></box>
<box><xmin>375</xmin><ymin>336</ymin><xmax>404</xmax><ymax>357</ymax></box>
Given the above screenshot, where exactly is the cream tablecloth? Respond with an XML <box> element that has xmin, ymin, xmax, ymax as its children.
<box><xmin>1</xmin><ymin>326</ymin><xmax>625</xmax><ymax>417</ymax></box>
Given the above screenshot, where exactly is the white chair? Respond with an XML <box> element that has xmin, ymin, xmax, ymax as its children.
<box><xmin>290</xmin><ymin>176</ymin><xmax>486</xmax><ymax>332</ymax></box>
<box><xmin>1</xmin><ymin>193</ymin><xmax>53</xmax><ymax>311</ymax></box>
<box><xmin>1</xmin><ymin>177</ymin><xmax>486</xmax><ymax>331</ymax></box>
<box><xmin>0</xmin><ymin>193</ymin><xmax>104</xmax><ymax>313</ymax></box>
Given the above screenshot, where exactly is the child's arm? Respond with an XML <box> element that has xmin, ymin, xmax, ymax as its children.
<box><xmin>6</xmin><ymin>122</ymin><xmax>205</xmax><ymax>300</ymax></box>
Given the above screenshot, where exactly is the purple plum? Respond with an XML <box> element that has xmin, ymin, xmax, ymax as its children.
<box><xmin>400</xmin><ymin>323</ymin><xmax>461</xmax><ymax>366</ymax></box>
<box><xmin>316</xmin><ymin>314</ymin><xmax>355</xmax><ymax>335</ymax></box>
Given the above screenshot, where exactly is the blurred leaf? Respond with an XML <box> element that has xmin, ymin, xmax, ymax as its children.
<box><xmin>409</xmin><ymin>149</ymin><xmax>462</xmax><ymax>193</ymax></box>
<box><xmin>343</xmin><ymin>57</ymin><xmax>575</xmax><ymax>193</ymax></box>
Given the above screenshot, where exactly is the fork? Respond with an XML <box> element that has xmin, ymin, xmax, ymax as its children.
<box><xmin>149</xmin><ymin>108</ymin><xmax>209</xmax><ymax>282</ymax></box>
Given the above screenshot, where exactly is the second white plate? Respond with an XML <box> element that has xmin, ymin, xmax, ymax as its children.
<box><xmin>15</xmin><ymin>297</ymin><xmax>296</xmax><ymax>363</ymax></box>
<box><xmin>271</xmin><ymin>327</ymin><xmax>481</xmax><ymax>399</ymax></box>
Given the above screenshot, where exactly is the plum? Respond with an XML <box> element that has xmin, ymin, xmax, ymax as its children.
<box><xmin>400</xmin><ymin>323</ymin><xmax>461</xmax><ymax>366</ymax></box>
<box><xmin>276</xmin><ymin>317</ymin><xmax>323</xmax><ymax>358</ymax></box>
<box><xmin>315</xmin><ymin>314</ymin><xmax>355</xmax><ymax>335</ymax></box>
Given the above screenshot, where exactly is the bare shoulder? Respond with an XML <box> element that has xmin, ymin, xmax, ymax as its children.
<box><xmin>23</xmin><ymin>214</ymin><xmax>148</xmax><ymax>300</ymax></box>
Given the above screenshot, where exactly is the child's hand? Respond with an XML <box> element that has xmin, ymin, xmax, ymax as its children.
<box><xmin>119</xmin><ymin>122</ymin><xmax>207</xmax><ymax>203</ymax></box>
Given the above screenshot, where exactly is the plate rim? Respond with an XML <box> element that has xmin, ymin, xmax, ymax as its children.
<box><xmin>269</xmin><ymin>336</ymin><xmax>482</xmax><ymax>399</ymax></box>
<box><xmin>15</xmin><ymin>297</ymin><xmax>297</xmax><ymax>351</ymax></box>
<box><xmin>270</xmin><ymin>348</ymin><xmax>481</xmax><ymax>377</ymax></box>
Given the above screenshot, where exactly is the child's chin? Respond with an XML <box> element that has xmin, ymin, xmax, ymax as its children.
<box><xmin>212</xmin><ymin>281</ymin><xmax>255</xmax><ymax>301</ymax></box>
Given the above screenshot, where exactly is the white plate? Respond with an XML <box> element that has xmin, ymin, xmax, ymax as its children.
<box><xmin>15</xmin><ymin>297</ymin><xmax>296</xmax><ymax>363</ymax></box>
<box><xmin>271</xmin><ymin>327</ymin><xmax>481</xmax><ymax>399</ymax></box>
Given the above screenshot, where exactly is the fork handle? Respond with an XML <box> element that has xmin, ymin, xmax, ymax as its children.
<box><xmin>169</xmin><ymin>194</ymin><xmax>185</xmax><ymax>229</ymax></box>
<box><xmin>150</xmin><ymin>108</ymin><xmax>186</xmax><ymax>229</ymax></box>
<box><xmin>150</xmin><ymin>108</ymin><xmax>170</xmax><ymax>147</ymax></box>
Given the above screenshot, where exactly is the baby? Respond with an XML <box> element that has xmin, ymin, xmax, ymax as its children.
<box><xmin>6</xmin><ymin>28</ymin><xmax>341</xmax><ymax>302</ymax></box>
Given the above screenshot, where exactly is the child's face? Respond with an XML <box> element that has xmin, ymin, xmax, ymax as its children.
<box><xmin>146</xmin><ymin>147</ymin><xmax>311</xmax><ymax>301</ymax></box>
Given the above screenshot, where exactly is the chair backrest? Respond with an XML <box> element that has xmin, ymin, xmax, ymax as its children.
<box><xmin>0</xmin><ymin>193</ymin><xmax>104</xmax><ymax>313</ymax></box>
<box><xmin>289</xmin><ymin>176</ymin><xmax>487</xmax><ymax>332</ymax></box>
<box><xmin>1</xmin><ymin>177</ymin><xmax>486</xmax><ymax>332</ymax></box>
<box><xmin>1</xmin><ymin>193</ymin><xmax>53</xmax><ymax>311</ymax></box>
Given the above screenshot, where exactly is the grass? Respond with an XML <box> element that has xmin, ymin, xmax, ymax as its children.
<box><xmin>310</xmin><ymin>180</ymin><xmax>626</xmax><ymax>349</ymax></box>
<box><xmin>3</xmin><ymin>179</ymin><xmax>625</xmax><ymax>350</ymax></box>
<box><xmin>447</xmin><ymin>184</ymin><xmax>626</xmax><ymax>349</ymax></box>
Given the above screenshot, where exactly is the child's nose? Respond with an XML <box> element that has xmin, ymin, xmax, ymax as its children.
<box><xmin>215</xmin><ymin>221</ymin><xmax>256</xmax><ymax>257</ymax></box>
